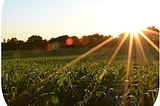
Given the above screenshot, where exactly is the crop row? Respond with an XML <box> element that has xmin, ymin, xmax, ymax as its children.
<box><xmin>1</xmin><ymin>55</ymin><xmax>159</xmax><ymax>106</ymax></box>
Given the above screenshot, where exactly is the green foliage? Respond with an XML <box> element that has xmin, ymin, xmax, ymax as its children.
<box><xmin>1</xmin><ymin>52</ymin><xmax>159</xmax><ymax>106</ymax></box>
<box><xmin>56</xmin><ymin>71</ymin><xmax>67</xmax><ymax>88</ymax></box>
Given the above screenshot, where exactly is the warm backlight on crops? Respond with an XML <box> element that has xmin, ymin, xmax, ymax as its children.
<box><xmin>1</xmin><ymin>0</ymin><xmax>160</xmax><ymax>105</ymax></box>
<box><xmin>2</xmin><ymin>27</ymin><xmax>159</xmax><ymax>106</ymax></box>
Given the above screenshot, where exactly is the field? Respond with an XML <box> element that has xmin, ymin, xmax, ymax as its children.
<box><xmin>1</xmin><ymin>47</ymin><xmax>159</xmax><ymax>106</ymax></box>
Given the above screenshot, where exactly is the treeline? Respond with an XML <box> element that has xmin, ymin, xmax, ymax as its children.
<box><xmin>1</xmin><ymin>26</ymin><xmax>159</xmax><ymax>51</ymax></box>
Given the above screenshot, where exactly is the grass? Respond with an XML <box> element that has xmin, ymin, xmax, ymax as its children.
<box><xmin>2</xmin><ymin>46</ymin><xmax>158</xmax><ymax>59</ymax></box>
<box><xmin>1</xmin><ymin>46</ymin><xmax>159</xmax><ymax>106</ymax></box>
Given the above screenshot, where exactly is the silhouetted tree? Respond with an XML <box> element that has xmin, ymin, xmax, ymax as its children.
<box><xmin>57</xmin><ymin>35</ymin><xmax>69</xmax><ymax>48</ymax></box>
<box><xmin>17</xmin><ymin>40</ymin><xmax>25</xmax><ymax>50</ymax></box>
<box><xmin>2</xmin><ymin>25</ymin><xmax>159</xmax><ymax>51</ymax></box>
<box><xmin>26</xmin><ymin>35</ymin><xmax>44</xmax><ymax>49</ymax></box>
<box><xmin>27</xmin><ymin>35</ymin><xmax>42</xmax><ymax>43</ymax></box>
<box><xmin>10</xmin><ymin>37</ymin><xmax>18</xmax><ymax>43</ymax></box>
<box><xmin>70</xmin><ymin>36</ymin><xmax>80</xmax><ymax>47</ymax></box>
<box><xmin>48</xmin><ymin>37</ymin><xmax>55</xmax><ymax>43</ymax></box>
<box><xmin>7</xmin><ymin>39</ymin><xmax>10</xmax><ymax>43</ymax></box>
<box><xmin>3</xmin><ymin>39</ymin><xmax>6</xmax><ymax>43</ymax></box>
<box><xmin>145</xmin><ymin>26</ymin><xmax>159</xmax><ymax>46</ymax></box>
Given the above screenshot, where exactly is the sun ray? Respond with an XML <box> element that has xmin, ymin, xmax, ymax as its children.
<box><xmin>138</xmin><ymin>30</ymin><xmax>159</xmax><ymax>53</ymax></box>
<box><xmin>143</xmin><ymin>28</ymin><xmax>159</xmax><ymax>35</ymax></box>
<box><xmin>134</xmin><ymin>32</ymin><xmax>148</xmax><ymax>65</ymax></box>
<box><xmin>126</xmin><ymin>32</ymin><xmax>134</xmax><ymax>80</ymax></box>
<box><xmin>134</xmin><ymin>32</ymin><xmax>152</xmax><ymax>105</ymax></box>
<box><xmin>124</xmin><ymin>32</ymin><xmax>134</xmax><ymax>105</ymax></box>
<box><xmin>59</xmin><ymin>37</ymin><xmax>113</xmax><ymax>71</ymax></box>
<box><xmin>108</xmin><ymin>32</ymin><xmax>130</xmax><ymax>64</ymax></box>
<box><xmin>134</xmin><ymin>37</ymin><xmax>142</xmax><ymax>60</ymax></box>
<box><xmin>99</xmin><ymin>32</ymin><xmax>130</xmax><ymax>80</ymax></box>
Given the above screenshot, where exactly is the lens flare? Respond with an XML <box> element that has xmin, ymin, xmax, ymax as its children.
<box><xmin>12</xmin><ymin>52</ymin><xmax>21</xmax><ymax>59</ymax></box>
<box><xmin>52</xmin><ymin>42</ymin><xmax>60</xmax><ymax>49</ymax></box>
<box><xmin>66</xmin><ymin>38</ymin><xmax>73</xmax><ymax>45</ymax></box>
<box><xmin>46</xmin><ymin>44</ymin><xmax>53</xmax><ymax>51</ymax></box>
<box><xmin>80</xmin><ymin>36</ymin><xmax>89</xmax><ymax>45</ymax></box>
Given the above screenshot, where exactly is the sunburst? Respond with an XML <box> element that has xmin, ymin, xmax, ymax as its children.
<box><xmin>13</xmin><ymin>26</ymin><xmax>159</xmax><ymax>103</ymax></box>
<box><xmin>11</xmin><ymin>0</ymin><xmax>160</xmax><ymax>104</ymax></box>
<box><xmin>126</xmin><ymin>26</ymin><xmax>141</xmax><ymax>35</ymax></box>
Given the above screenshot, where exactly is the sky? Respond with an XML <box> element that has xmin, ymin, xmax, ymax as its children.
<box><xmin>0</xmin><ymin>1</ymin><xmax>160</xmax><ymax>105</ymax></box>
<box><xmin>1</xmin><ymin>0</ymin><xmax>160</xmax><ymax>41</ymax></box>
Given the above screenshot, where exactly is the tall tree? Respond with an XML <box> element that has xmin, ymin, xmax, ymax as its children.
<box><xmin>3</xmin><ymin>39</ymin><xmax>6</xmax><ymax>43</ymax></box>
<box><xmin>27</xmin><ymin>35</ymin><xmax>42</xmax><ymax>43</ymax></box>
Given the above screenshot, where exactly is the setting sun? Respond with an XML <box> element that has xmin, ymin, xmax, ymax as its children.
<box><xmin>1</xmin><ymin>0</ymin><xmax>160</xmax><ymax>106</ymax></box>
<box><xmin>126</xmin><ymin>25</ymin><xmax>141</xmax><ymax>35</ymax></box>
